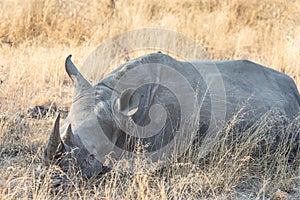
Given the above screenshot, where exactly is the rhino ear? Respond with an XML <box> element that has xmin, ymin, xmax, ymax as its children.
<box><xmin>65</xmin><ymin>55</ymin><xmax>91</xmax><ymax>94</ymax></box>
<box><xmin>61</xmin><ymin>124</ymin><xmax>75</xmax><ymax>147</ymax></box>
<box><xmin>116</xmin><ymin>88</ymin><xmax>140</xmax><ymax>116</ymax></box>
<box><xmin>43</xmin><ymin>114</ymin><xmax>64</xmax><ymax>165</ymax></box>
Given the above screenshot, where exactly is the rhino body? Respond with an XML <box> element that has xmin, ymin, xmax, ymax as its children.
<box><xmin>43</xmin><ymin>53</ymin><xmax>300</xmax><ymax>178</ymax></box>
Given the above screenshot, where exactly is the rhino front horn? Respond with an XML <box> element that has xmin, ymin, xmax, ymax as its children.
<box><xmin>43</xmin><ymin>114</ymin><xmax>64</xmax><ymax>165</ymax></box>
<box><xmin>65</xmin><ymin>55</ymin><xmax>91</xmax><ymax>94</ymax></box>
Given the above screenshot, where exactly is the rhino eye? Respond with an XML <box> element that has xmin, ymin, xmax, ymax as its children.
<box><xmin>83</xmin><ymin>154</ymin><xmax>96</xmax><ymax>167</ymax></box>
<box><xmin>89</xmin><ymin>154</ymin><xmax>96</xmax><ymax>163</ymax></box>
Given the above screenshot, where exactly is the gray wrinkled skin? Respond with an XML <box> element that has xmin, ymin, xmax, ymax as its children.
<box><xmin>43</xmin><ymin>53</ymin><xmax>300</xmax><ymax>178</ymax></box>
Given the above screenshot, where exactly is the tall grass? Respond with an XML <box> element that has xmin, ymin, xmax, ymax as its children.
<box><xmin>0</xmin><ymin>0</ymin><xmax>299</xmax><ymax>199</ymax></box>
<box><xmin>0</xmin><ymin>110</ymin><xmax>299</xmax><ymax>199</ymax></box>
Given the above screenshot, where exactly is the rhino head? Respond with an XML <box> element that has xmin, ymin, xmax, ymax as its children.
<box><xmin>42</xmin><ymin>114</ymin><xmax>104</xmax><ymax>178</ymax></box>
<box><xmin>42</xmin><ymin>55</ymin><xmax>140</xmax><ymax>178</ymax></box>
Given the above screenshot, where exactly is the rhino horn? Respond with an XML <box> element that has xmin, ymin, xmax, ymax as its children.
<box><xmin>44</xmin><ymin>114</ymin><xmax>64</xmax><ymax>163</ymax></box>
<box><xmin>65</xmin><ymin>55</ymin><xmax>91</xmax><ymax>93</ymax></box>
<box><xmin>61</xmin><ymin>124</ymin><xmax>75</xmax><ymax>147</ymax></box>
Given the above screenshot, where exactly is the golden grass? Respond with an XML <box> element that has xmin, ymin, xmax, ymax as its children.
<box><xmin>0</xmin><ymin>0</ymin><xmax>299</xmax><ymax>199</ymax></box>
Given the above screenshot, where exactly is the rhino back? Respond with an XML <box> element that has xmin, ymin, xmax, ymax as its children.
<box><xmin>101</xmin><ymin>53</ymin><xmax>299</xmax><ymax>125</ymax></box>
<box><xmin>211</xmin><ymin>60</ymin><xmax>299</xmax><ymax>120</ymax></box>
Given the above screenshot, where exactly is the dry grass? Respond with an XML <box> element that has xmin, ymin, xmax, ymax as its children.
<box><xmin>0</xmin><ymin>0</ymin><xmax>299</xmax><ymax>199</ymax></box>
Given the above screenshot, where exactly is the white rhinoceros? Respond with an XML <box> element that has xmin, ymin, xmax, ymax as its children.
<box><xmin>42</xmin><ymin>52</ymin><xmax>300</xmax><ymax>178</ymax></box>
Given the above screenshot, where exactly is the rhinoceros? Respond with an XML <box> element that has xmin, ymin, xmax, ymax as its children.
<box><xmin>42</xmin><ymin>52</ymin><xmax>300</xmax><ymax>178</ymax></box>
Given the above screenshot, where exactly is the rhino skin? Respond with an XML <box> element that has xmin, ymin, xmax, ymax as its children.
<box><xmin>43</xmin><ymin>52</ymin><xmax>300</xmax><ymax>178</ymax></box>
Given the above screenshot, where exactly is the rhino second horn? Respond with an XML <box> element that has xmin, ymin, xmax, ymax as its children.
<box><xmin>45</xmin><ymin>114</ymin><xmax>63</xmax><ymax>159</ymax></box>
<box><xmin>65</xmin><ymin>55</ymin><xmax>91</xmax><ymax>93</ymax></box>
<box><xmin>61</xmin><ymin>124</ymin><xmax>75</xmax><ymax>147</ymax></box>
